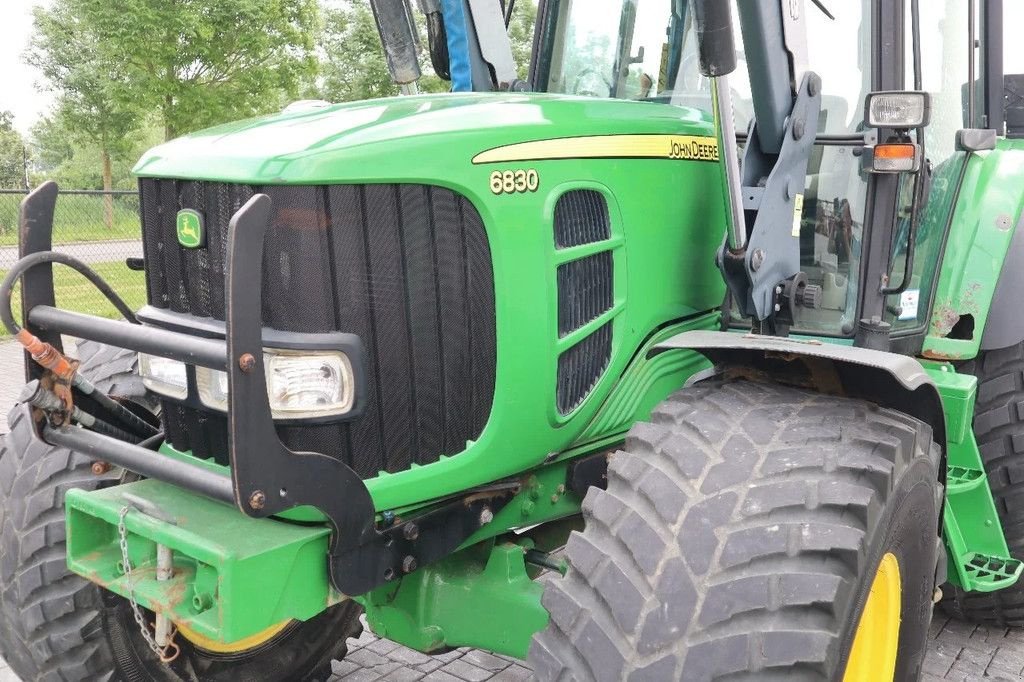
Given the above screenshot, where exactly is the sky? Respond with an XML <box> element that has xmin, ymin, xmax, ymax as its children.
<box><xmin>0</xmin><ymin>0</ymin><xmax>1022</xmax><ymax>137</ymax></box>
<box><xmin>0</xmin><ymin>0</ymin><xmax>49</xmax><ymax>134</ymax></box>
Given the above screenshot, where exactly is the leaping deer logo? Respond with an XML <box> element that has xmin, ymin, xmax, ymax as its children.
<box><xmin>177</xmin><ymin>211</ymin><xmax>204</xmax><ymax>248</ymax></box>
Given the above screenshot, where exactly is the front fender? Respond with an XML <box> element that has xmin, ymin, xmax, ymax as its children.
<box><xmin>656</xmin><ymin>330</ymin><xmax>946</xmax><ymax>450</ymax></box>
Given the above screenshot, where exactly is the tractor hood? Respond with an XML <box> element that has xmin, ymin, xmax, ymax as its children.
<box><xmin>133</xmin><ymin>93</ymin><xmax>714</xmax><ymax>184</ymax></box>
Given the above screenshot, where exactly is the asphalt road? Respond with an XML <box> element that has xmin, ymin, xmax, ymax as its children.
<box><xmin>0</xmin><ymin>338</ymin><xmax>1022</xmax><ymax>681</ymax></box>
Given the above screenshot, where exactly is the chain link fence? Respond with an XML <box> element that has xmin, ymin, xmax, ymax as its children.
<box><xmin>0</xmin><ymin>188</ymin><xmax>146</xmax><ymax>336</ymax></box>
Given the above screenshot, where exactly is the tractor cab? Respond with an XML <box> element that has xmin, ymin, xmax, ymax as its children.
<box><xmin>533</xmin><ymin>0</ymin><xmax>983</xmax><ymax>345</ymax></box>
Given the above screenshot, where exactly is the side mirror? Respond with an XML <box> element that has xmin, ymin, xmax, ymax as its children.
<box><xmin>369</xmin><ymin>0</ymin><xmax>422</xmax><ymax>88</ymax></box>
<box><xmin>956</xmin><ymin>128</ymin><xmax>998</xmax><ymax>152</ymax></box>
<box><xmin>691</xmin><ymin>0</ymin><xmax>737</xmax><ymax>77</ymax></box>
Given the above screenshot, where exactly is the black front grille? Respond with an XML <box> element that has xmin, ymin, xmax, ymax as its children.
<box><xmin>553</xmin><ymin>190</ymin><xmax>614</xmax><ymax>414</ymax></box>
<box><xmin>557</xmin><ymin>323</ymin><xmax>612</xmax><ymax>415</ymax></box>
<box><xmin>139</xmin><ymin>179</ymin><xmax>496</xmax><ymax>478</ymax></box>
<box><xmin>557</xmin><ymin>251</ymin><xmax>614</xmax><ymax>337</ymax></box>
<box><xmin>554</xmin><ymin>190</ymin><xmax>610</xmax><ymax>249</ymax></box>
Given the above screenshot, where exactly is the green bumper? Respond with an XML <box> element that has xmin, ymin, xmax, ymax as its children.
<box><xmin>65</xmin><ymin>479</ymin><xmax>338</xmax><ymax>645</ymax></box>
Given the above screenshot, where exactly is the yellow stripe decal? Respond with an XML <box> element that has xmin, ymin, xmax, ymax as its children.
<box><xmin>472</xmin><ymin>134</ymin><xmax>720</xmax><ymax>165</ymax></box>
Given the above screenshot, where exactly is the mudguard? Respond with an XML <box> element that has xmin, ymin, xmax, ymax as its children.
<box><xmin>656</xmin><ymin>330</ymin><xmax>946</xmax><ymax>449</ymax></box>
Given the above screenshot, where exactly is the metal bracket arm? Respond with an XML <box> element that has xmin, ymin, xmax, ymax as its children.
<box><xmin>717</xmin><ymin>71</ymin><xmax>822</xmax><ymax>323</ymax></box>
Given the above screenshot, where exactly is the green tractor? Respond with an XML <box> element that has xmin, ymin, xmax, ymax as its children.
<box><xmin>0</xmin><ymin>0</ymin><xmax>1020</xmax><ymax>679</ymax></box>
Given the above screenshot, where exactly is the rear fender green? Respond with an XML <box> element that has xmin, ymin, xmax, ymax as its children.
<box><xmin>924</xmin><ymin>139</ymin><xmax>1024</xmax><ymax>360</ymax></box>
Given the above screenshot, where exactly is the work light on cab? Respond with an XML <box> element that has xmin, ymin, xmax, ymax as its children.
<box><xmin>865</xmin><ymin>90</ymin><xmax>931</xmax><ymax>128</ymax></box>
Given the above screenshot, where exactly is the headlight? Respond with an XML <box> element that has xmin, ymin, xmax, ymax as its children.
<box><xmin>139</xmin><ymin>354</ymin><xmax>188</xmax><ymax>399</ymax></box>
<box><xmin>195</xmin><ymin>349</ymin><xmax>355</xmax><ymax>419</ymax></box>
<box><xmin>865</xmin><ymin>91</ymin><xmax>930</xmax><ymax>128</ymax></box>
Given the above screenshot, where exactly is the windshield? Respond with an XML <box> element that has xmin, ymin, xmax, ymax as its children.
<box><xmin>536</xmin><ymin>0</ymin><xmax>871</xmax><ymax>135</ymax></box>
<box><xmin>535</xmin><ymin>0</ymin><xmax>875</xmax><ymax>336</ymax></box>
<box><xmin>536</xmin><ymin>0</ymin><xmax>689</xmax><ymax>100</ymax></box>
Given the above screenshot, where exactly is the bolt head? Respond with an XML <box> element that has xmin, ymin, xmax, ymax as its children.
<box><xmin>479</xmin><ymin>507</ymin><xmax>494</xmax><ymax>525</ymax></box>
<box><xmin>807</xmin><ymin>74</ymin><xmax>821</xmax><ymax>97</ymax></box>
<box><xmin>91</xmin><ymin>461</ymin><xmax>111</xmax><ymax>476</ymax></box>
<box><xmin>792</xmin><ymin>119</ymin><xmax>806</xmax><ymax>141</ymax></box>
<box><xmin>402</xmin><ymin>523</ymin><xmax>419</xmax><ymax>541</ymax></box>
<box><xmin>238</xmin><ymin>353</ymin><xmax>256</xmax><ymax>372</ymax></box>
<box><xmin>401</xmin><ymin>555</ymin><xmax>418</xmax><ymax>574</ymax></box>
<box><xmin>248</xmin><ymin>490</ymin><xmax>266</xmax><ymax>510</ymax></box>
<box><xmin>750</xmin><ymin>249</ymin><xmax>766</xmax><ymax>272</ymax></box>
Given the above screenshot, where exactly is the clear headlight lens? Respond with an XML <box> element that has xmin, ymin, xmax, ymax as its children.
<box><xmin>195</xmin><ymin>349</ymin><xmax>355</xmax><ymax>419</ymax></box>
<box><xmin>866</xmin><ymin>91</ymin><xmax>930</xmax><ymax>128</ymax></box>
<box><xmin>139</xmin><ymin>354</ymin><xmax>189</xmax><ymax>399</ymax></box>
<box><xmin>195</xmin><ymin>364</ymin><xmax>230</xmax><ymax>411</ymax></box>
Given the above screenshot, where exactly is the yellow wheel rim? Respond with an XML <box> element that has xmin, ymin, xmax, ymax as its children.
<box><xmin>843</xmin><ymin>552</ymin><xmax>902</xmax><ymax>682</ymax></box>
<box><xmin>175</xmin><ymin>619</ymin><xmax>292</xmax><ymax>655</ymax></box>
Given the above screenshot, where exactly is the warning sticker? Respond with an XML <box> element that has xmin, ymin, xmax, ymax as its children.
<box><xmin>791</xmin><ymin>194</ymin><xmax>804</xmax><ymax>237</ymax></box>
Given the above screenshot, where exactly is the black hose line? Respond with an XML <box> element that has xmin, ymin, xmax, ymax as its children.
<box><xmin>20</xmin><ymin>380</ymin><xmax>143</xmax><ymax>443</ymax></box>
<box><xmin>1</xmin><ymin>251</ymin><xmax>157</xmax><ymax>439</ymax></box>
<box><xmin>73</xmin><ymin>377</ymin><xmax>159</xmax><ymax>438</ymax></box>
<box><xmin>0</xmin><ymin>250</ymin><xmax>139</xmax><ymax>336</ymax></box>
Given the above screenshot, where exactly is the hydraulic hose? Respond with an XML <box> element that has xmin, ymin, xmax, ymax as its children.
<box><xmin>0</xmin><ymin>250</ymin><xmax>138</xmax><ymax>335</ymax></box>
<box><xmin>1</xmin><ymin>251</ymin><xmax>157</xmax><ymax>439</ymax></box>
<box><xmin>20</xmin><ymin>380</ymin><xmax>143</xmax><ymax>444</ymax></box>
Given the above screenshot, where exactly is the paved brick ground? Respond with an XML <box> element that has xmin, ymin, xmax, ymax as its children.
<box><xmin>2</xmin><ymin>338</ymin><xmax>1024</xmax><ymax>681</ymax></box>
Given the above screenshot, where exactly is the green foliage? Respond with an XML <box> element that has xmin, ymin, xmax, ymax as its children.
<box><xmin>507</xmin><ymin>0</ymin><xmax>538</xmax><ymax>81</ymax></box>
<box><xmin>31</xmin><ymin>116</ymin><xmax>162</xmax><ymax>190</ymax></box>
<box><xmin>28</xmin><ymin>0</ymin><xmax>143</xmax><ymax>188</ymax></box>
<box><xmin>24</xmin><ymin>0</ymin><xmax>541</xmax><ymax>188</ymax></box>
<box><xmin>313</xmin><ymin>0</ymin><xmax>537</xmax><ymax>103</ymax></box>
<box><xmin>315</xmin><ymin>0</ymin><xmax>445</xmax><ymax>102</ymax></box>
<box><xmin>0</xmin><ymin>112</ymin><xmax>27</xmax><ymax>190</ymax></box>
<box><xmin>74</xmin><ymin>0</ymin><xmax>320</xmax><ymax>140</ymax></box>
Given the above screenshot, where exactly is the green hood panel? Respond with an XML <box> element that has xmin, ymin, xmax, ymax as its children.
<box><xmin>133</xmin><ymin>93</ymin><xmax>713</xmax><ymax>183</ymax></box>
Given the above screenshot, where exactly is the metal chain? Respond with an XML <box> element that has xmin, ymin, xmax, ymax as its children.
<box><xmin>118</xmin><ymin>506</ymin><xmax>180</xmax><ymax>663</ymax></box>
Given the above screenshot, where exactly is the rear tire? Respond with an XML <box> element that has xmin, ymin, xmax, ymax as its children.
<box><xmin>0</xmin><ymin>341</ymin><xmax>362</xmax><ymax>681</ymax></box>
<box><xmin>943</xmin><ymin>341</ymin><xmax>1024</xmax><ymax>626</ymax></box>
<box><xmin>528</xmin><ymin>379</ymin><xmax>943</xmax><ymax>681</ymax></box>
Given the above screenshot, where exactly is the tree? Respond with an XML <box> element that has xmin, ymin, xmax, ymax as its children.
<box><xmin>31</xmin><ymin>115</ymin><xmax>163</xmax><ymax>191</ymax></box>
<box><xmin>316</xmin><ymin>0</ymin><xmax>445</xmax><ymax>102</ymax></box>
<box><xmin>72</xmin><ymin>0</ymin><xmax>321</xmax><ymax>140</ymax></box>
<box><xmin>507</xmin><ymin>0</ymin><xmax>538</xmax><ymax>81</ymax></box>
<box><xmin>0</xmin><ymin>112</ymin><xmax>27</xmax><ymax>190</ymax></box>
<box><xmin>314</xmin><ymin>0</ymin><xmax>537</xmax><ymax>103</ymax></box>
<box><xmin>29</xmin><ymin>0</ymin><xmax>145</xmax><ymax>225</ymax></box>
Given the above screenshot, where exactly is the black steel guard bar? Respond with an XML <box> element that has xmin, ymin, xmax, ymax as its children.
<box><xmin>28</xmin><ymin>306</ymin><xmax>227</xmax><ymax>369</ymax></box>
<box><xmin>41</xmin><ymin>411</ymin><xmax>235</xmax><ymax>503</ymax></box>
<box><xmin>17</xmin><ymin>182</ymin><xmax>507</xmax><ymax>596</ymax></box>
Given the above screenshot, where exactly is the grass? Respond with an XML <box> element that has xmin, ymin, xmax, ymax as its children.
<box><xmin>1</xmin><ymin>260</ymin><xmax>147</xmax><ymax>338</ymax></box>
<box><xmin>0</xmin><ymin>193</ymin><xmax>142</xmax><ymax>246</ymax></box>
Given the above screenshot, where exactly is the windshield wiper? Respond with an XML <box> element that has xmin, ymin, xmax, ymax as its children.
<box><xmin>810</xmin><ymin>0</ymin><xmax>835</xmax><ymax>20</ymax></box>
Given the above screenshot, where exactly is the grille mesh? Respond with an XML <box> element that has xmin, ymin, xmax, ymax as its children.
<box><xmin>554</xmin><ymin>190</ymin><xmax>610</xmax><ymax>249</ymax></box>
<box><xmin>557</xmin><ymin>323</ymin><xmax>612</xmax><ymax>415</ymax></box>
<box><xmin>557</xmin><ymin>252</ymin><xmax>614</xmax><ymax>337</ymax></box>
<box><xmin>139</xmin><ymin>179</ymin><xmax>496</xmax><ymax>477</ymax></box>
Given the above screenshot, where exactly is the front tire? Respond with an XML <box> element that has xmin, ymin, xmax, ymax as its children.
<box><xmin>0</xmin><ymin>342</ymin><xmax>362</xmax><ymax>681</ymax></box>
<box><xmin>529</xmin><ymin>379</ymin><xmax>943</xmax><ymax>681</ymax></box>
